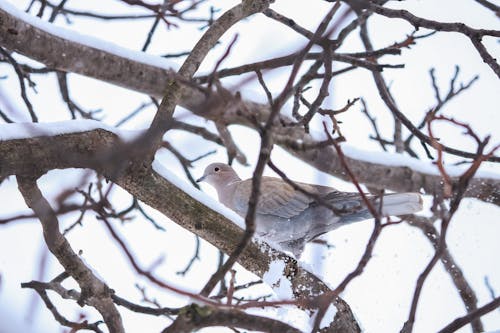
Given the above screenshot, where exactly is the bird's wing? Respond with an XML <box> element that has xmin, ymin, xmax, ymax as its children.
<box><xmin>320</xmin><ymin>190</ymin><xmax>369</xmax><ymax>215</ymax></box>
<box><xmin>231</xmin><ymin>177</ymin><xmax>315</xmax><ymax>219</ymax></box>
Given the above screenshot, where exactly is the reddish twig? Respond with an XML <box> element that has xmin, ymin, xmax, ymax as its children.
<box><xmin>406</xmin><ymin>215</ymin><xmax>484</xmax><ymax>332</ymax></box>
<box><xmin>198</xmin><ymin>3</ymin><xmax>340</xmax><ymax>300</ymax></box>
<box><xmin>100</xmin><ymin>216</ymin><xmax>221</xmax><ymax>306</ymax></box>
<box><xmin>207</xmin><ymin>33</ymin><xmax>239</xmax><ymax>90</ymax></box>
<box><xmin>226</xmin><ymin>270</ymin><xmax>236</xmax><ymax>305</ymax></box>
<box><xmin>402</xmin><ymin>117</ymin><xmax>497</xmax><ymax>333</ymax></box>
<box><xmin>358</xmin><ymin>19</ymin><xmax>499</xmax><ymax>162</ymax></box>
<box><xmin>308</xmin><ymin>123</ymin><xmax>384</xmax><ymax>331</ymax></box>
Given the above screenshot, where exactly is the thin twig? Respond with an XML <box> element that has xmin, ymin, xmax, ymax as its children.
<box><xmin>310</xmin><ymin>123</ymin><xmax>383</xmax><ymax>331</ymax></box>
<box><xmin>401</xmin><ymin>117</ymin><xmax>496</xmax><ymax>333</ymax></box>
<box><xmin>176</xmin><ymin>235</ymin><xmax>201</xmax><ymax>276</ymax></box>
<box><xmin>0</xmin><ymin>47</ymin><xmax>38</xmax><ymax>122</ymax></box>
<box><xmin>437</xmin><ymin>297</ymin><xmax>500</xmax><ymax>333</ymax></box>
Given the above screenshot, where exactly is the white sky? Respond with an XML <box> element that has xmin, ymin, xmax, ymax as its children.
<box><xmin>0</xmin><ymin>0</ymin><xmax>499</xmax><ymax>332</ymax></box>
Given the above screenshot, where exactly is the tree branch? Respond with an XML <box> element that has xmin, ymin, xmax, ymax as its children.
<box><xmin>406</xmin><ymin>215</ymin><xmax>483</xmax><ymax>332</ymax></box>
<box><xmin>0</xmin><ymin>128</ymin><xmax>361</xmax><ymax>331</ymax></box>
<box><xmin>162</xmin><ymin>304</ymin><xmax>302</xmax><ymax>333</ymax></box>
<box><xmin>16</xmin><ymin>176</ymin><xmax>125</xmax><ymax>333</ymax></box>
<box><xmin>1</xmin><ymin>6</ymin><xmax>498</xmax><ymax>205</ymax></box>
<box><xmin>364</xmin><ymin>2</ymin><xmax>500</xmax><ymax>77</ymax></box>
<box><xmin>437</xmin><ymin>296</ymin><xmax>500</xmax><ymax>333</ymax></box>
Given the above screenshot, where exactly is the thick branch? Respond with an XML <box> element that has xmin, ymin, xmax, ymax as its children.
<box><xmin>0</xmin><ymin>5</ymin><xmax>192</xmax><ymax>104</ymax></box>
<box><xmin>0</xmin><ymin>6</ymin><xmax>498</xmax><ymax>205</ymax></box>
<box><xmin>162</xmin><ymin>304</ymin><xmax>302</xmax><ymax>333</ymax></box>
<box><xmin>147</xmin><ymin>0</ymin><xmax>273</xmax><ymax>151</ymax></box>
<box><xmin>0</xmin><ymin>128</ymin><xmax>360</xmax><ymax>332</ymax></box>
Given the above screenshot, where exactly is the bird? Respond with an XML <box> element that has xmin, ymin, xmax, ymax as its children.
<box><xmin>197</xmin><ymin>162</ymin><xmax>423</xmax><ymax>257</ymax></box>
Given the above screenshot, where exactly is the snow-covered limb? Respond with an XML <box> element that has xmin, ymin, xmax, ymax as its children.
<box><xmin>1</xmin><ymin>121</ymin><xmax>498</xmax><ymax>205</ymax></box>
<box><xmin>0</xmin><ymin>2</ymin><xmax>185</xmax><ymax>101</ymax></box>
<box><xmin>1</xmin><ymin>120</ymin><xmax>496</xmax><ymax>331</ymax></box>
<box><xmin>0</xmin><ymin>1</ymin><xmax>176</xmax><ymax>70</ymax></box>
<box><xmin>1</xmin><ymin>4</ymin><xmax>498</xmax><ymax>206</ymax></box>
<box><xmin>0</xmin><ymin>122</ymin><xmax>360</xmax><ymax>330</ymax></box>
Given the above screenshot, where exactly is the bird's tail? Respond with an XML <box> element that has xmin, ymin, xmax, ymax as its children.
<box><xmin>378</xmin><ymin>193</ymin><xmax>423</xmax><ymax>216</ymax></box>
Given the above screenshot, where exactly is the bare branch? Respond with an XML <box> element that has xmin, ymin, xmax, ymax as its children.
<box><xmin>365</xmin><ymin>2</ymin><xmax>500</xmax><ymax>77</ymax></box>
<box><xmin>360</xmin><ymin>98</ymin><xmax>388</xmax><ymax>151</ymax></box>
<box><xmin>474</xmin><ymin>0</ymin><xmax>500</xmax><ymax>16</ymax></box>
<box><xmin>0</xmin><ymin>47</ymin><xmax>38</xmax><ymax>122</ymax></box>
<box><xmin>146</xmin><ymin>0</ymin><xmax>273</xmax><ymax>156</ymax></box>
<box><xmin>406</xmin><ymin>215</ymin><xmax>483</xmax><ymax>332</ymax></box>
<box><xmin>21</xmin><ymin>280</ymin><xmax>104</xmax><ymax>333</ymax></box>
<box><xmin>401</xmin><ymin>117</ymin><xmax>495</xmax><ymax>333</ymax></box>
<box><xmin>358</xmin><ymin>16</ymin><xmax>499</xmax><ymax>162</ymax></box>
<box><xmin>162</xmin><ymin>304</ymin><xmax>303</xmax><ymax>333</ymax></box>
<box><xmin>17</xmin><ymin>176</ymin><xmax>125</xmax><ymax>333</ymax></box>
<box><xmin>437</xmin><ymin>296</ymin><xmax>500</xmax><ymax>333</ymax></box>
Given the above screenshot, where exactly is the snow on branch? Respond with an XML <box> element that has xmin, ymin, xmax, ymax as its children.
<box><xmin>1</xmin><ymin>5</ymin><xmax>498</xmax><ymax>205</ymax></box>
<box><xmin>0</xmin><ymin>123</ymin><xmax>360</xmax><ymax>330</ymax></box>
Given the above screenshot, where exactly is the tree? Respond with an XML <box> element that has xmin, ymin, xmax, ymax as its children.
<box><xmin>0</xmin><ymin>0</ymin><xmax>499</xmax><ymax>332</ymax></box>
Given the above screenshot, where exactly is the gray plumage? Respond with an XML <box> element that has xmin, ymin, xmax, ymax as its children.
<box><xmin>197</xmin><ymin>163</ymin><xmax>423</xmax><ymax>257</ymax></box>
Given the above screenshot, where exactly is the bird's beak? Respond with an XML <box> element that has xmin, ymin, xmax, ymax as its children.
<box><xmin>196</xmin><ymin>175</ymin><xmax>206</xmax><ymax>183</ymax></box>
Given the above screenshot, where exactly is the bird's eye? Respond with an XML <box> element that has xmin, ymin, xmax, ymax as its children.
<box><xmin>214</xmin><ymin>167</ymin><xmax>220</xmax><ymax>172</ymax></box>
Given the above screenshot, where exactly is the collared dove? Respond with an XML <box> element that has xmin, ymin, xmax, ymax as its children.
<box><xmin>197</xmin><ymin>162</ymin><xmax>423</xmax><ymax>257</ymax></box>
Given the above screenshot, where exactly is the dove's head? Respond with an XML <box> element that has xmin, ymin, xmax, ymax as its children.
<box><xmin>196</xmin><ymin>163</ymin><xmax>241</xmax><ymax>188</ymax></box>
